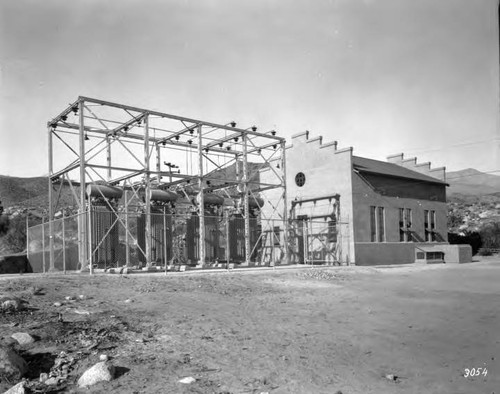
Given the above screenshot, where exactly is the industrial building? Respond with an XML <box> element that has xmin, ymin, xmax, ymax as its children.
<box><xmin>27</xmin><ymin>97</ymin><xmax>470</xmax><ymax>272</ymax></box>
<box><xmin>260</xmin><ymin>130</ymin><xmax>471</xmax><ymax>265</ymax></box>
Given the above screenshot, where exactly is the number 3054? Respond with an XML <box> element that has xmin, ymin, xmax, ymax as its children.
<box><xmin>464</xmin><ymin>368</ymin><xmax>487</xmax><ymax>377</ymax></box>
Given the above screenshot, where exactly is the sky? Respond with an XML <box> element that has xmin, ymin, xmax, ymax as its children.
<box><xmin>1</xmin><ymin>0</ymin><xmax>499</xmax><ymax>177</ymax></box>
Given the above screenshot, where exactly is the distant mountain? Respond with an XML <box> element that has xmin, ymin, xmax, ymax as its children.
<box><xmin>0</xmin><ymin>175</ymin><xmax>76</xmax><ymax>212</ymax></box>
<box><xmin>1</xmin><ymin>166</ymin><xmax>498</xmax><ymax>211</ymax></box>
<box><xmin>0</xmin><ymin>175</ymin><xmax>48</xmax><ymax>209</ymax></box>
<box><xmin>446</xmin><ymin>168</ymin><xmax>500</xmax><ymax>197</ymax></box>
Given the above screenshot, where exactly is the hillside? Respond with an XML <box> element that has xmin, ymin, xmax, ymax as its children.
<box><xmin>0</xmin><ymin>175</ymin><xmax>48</xmax><ymax>208</ymax></box>
<box><xmin>446</xmin><ymin>168</ymin><xmax>500</xmax><ymax>196</ymax></box>
<box><xmin>0</xmin><ymin>175</ymin><xmax>76</xmax><ymax>213</ymax></box>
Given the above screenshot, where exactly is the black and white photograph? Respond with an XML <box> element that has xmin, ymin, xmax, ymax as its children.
<box><xmin>0</xmin><ymin>0</ymin><xmax>499</xmax><ymax>393</ymax></box>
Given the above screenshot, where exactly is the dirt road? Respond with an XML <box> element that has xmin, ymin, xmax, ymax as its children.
<box><xmin>1</xmin><ymin>260</ymin><xmax>499</xmax><ymax>393</ymax></box>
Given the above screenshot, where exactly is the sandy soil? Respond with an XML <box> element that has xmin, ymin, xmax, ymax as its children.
<box><xmin>0</xmin><ymin>260</ymin><xmax>499</xmax><ymax>394</ymax></box>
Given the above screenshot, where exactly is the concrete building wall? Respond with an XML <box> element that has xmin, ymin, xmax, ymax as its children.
<box><xmin>260</xmin><ymin>131</ymin><xmax>356</xmax><ymax>263</ymax></box>
<box><xmin>261</xmin><ymin>131</ymin><xmax>451</xmax><ymax>266</ymax></box>
<box><xmin>387</xmin><ymin>153</ymin><xmax>446</xmax><ymax>182</ymax></box>
<box><xmin>352</xmin><ymin>171</ymin><xmax>448</xmax><ymax>265</ymax></box>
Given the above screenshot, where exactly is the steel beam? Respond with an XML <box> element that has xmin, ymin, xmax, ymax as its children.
<box><xmin>242</xmin><ymin>132</ymin><xmax>250</xmax><ymax>265</ymax></box>
<box><xmin>106</xmin><ymin>136</ymin><xmax>112</xmax><ymax>181</ymax></box>
<box><xmin>78</xmin><ymin>100</ymin><xmax>88</xmax><ymax>272</ymax></box>
<box><xmin>79</xmin><ymin>96</ymin><xmax>284</xmax><ymax>141</ymax></box>
<box><xmin>56</xmin><ymin>122</ymin><xmax>236</xmax><ymax>156</ymax></box>
<box><xmin>144</xmin><ymin>114</ymin><xmax>152</xmax><ymax>268</ymax></box>
<box><xmin>156</xmin><ymin>143</ymin><xmax>161</xmax><ymax>182</ymax></box>
<box><xmin>158</xmin><ymin>123</ymin><xmax>200</xmax><ymax>144</ymax></box>
<box><xmin>281</xmin><ymin>141</ymin><xmax>289</xmax><ymax>265</ymax></box>
<box><xmin>197</xmin><ymin>124</ymin><xmax>205</xmax><ymax>266</ymax></box>
<box><xmin>110</xmin><ymin>112</ymin><xmax>147</xmax><ymax>135</ymax></box>
<box><xmin>48</xmin><ymin>125</ymin><xmax>55</xmax><ymax>271</ymax></box>
<box><xmin>47</xmin><ymin>97</ymin><xmax>81</xmax><ymax>127</ymax></box>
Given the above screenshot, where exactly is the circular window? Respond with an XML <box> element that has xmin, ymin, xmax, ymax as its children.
<box><xmin>295</xmin><ymin>172</ymin><xmax>306</xmax><ymax>187</ymax></box>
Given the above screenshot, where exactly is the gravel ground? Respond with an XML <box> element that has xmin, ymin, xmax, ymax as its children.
<box><xmin>0</xmin><ymin>259</ymin><xmax>499</xmax><ymax>393</ymax></box>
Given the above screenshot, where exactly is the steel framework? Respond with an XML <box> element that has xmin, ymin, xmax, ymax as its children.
<box><xmin>46</xmin><ymin>97</ymin><xmax>288</xmax><ymax>272</ymax></box>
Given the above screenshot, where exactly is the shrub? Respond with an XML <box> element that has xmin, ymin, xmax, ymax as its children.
<box><xmin>1</xmin><ymin>215</ymin><xmax>27</xmax><ymax>253</ymax></box>
<box><xmin>448</xmin><ymin>231</ymin><xmax>482</xmax><ymax>255</ymax></box>
<box><xmin>0</xmin><ymin>214</ymin><xmax>10</xmax><ymax>236</ymax></box>
<box><xmin>479</xmin><ymin>222</ymin><xmax>500</xmax><ymax>250</ymax></box>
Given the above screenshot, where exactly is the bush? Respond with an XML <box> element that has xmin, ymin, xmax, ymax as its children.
<box><xmin>478</xmin><ymin>248</ymin><xmax>493</xmax><ymax>256</ymax></box>
<box><xmin>1</xmin><ymin>215</ymin><xmax>27</xmax><ymax>253</ymax></box>
<box><xmin>0</xmin><ymin>214</ymin><xmax>9</xmax><ymax>236</ymax></box>
<box><xmin>448</xmin><ymin>231</ymin><xmax>482</xmax><ymax>255</ymax></box>
<box><xmin>479</xmin><ymin>222</ymin><xmax>500</xmax><ymax>249</ymax></box>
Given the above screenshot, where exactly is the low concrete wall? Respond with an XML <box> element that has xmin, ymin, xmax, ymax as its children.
<box><xmin>416</xmin><ymin>244</ymin><xmax>472</xmax><ymax>264</ymax></box>
<box><xmin>354</xmin><ymin>242</ymin><xmax>452</xmax><ymax>265</ymax></box>
<box><xmin>355</xmin><ymin>243</ymin><xmax>415</xmax><ymax>265</ymax></box>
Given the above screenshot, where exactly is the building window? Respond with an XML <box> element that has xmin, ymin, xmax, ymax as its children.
<box><xmin>430</xmin><ymin>210</ymin><xmax>436</xmax><ymax>241</ymax></box>
<box><xmin>370</xmin><ymin>206</ymin><xmax>385</xmax><ymax>242</ymax></box>
<box><xmin>295</xmin><ymin>172</ymin><xmax>306</xmax><ymax>187</ymax></box>
<box><xmin>377</xmin><ymin>207</ymin><xmax>385</xmax><ymax>242</ymax></box>
<box><xmin>399</xmin><ymin>208</ymin><xmax>413</xmax><ymax>242</ymax></box>
<box><xmin>370</xmin><ymin>206</ymin><xmax>377</xmax><ymax>242</ymax></box>
<box><xmin>424</xmin><ymin>210</ymin><xmax>436</xmax><ymax>242</ymax></box>
<box><xmin>399</xmin><ymin>208</ymin><xmax>405</xmax><ymax>242</ymax></box>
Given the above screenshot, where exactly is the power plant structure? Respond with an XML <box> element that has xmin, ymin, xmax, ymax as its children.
<box><xmin>41</xmin><ymin>96</ymin><xmax>289</xmax><ymax>272</ymax></box>
<box><xmin>30</xmin><ymin>95</ymin><xmax>455</xmax><ymax>269</ymax></box>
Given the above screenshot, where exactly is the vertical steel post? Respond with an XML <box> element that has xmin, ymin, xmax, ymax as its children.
<box><xmin>124</xmin><ymin>187</ymin><xmax>130</xmax><ymax>267</ymax></box>
<box><xmin>242</xmin><ymin>132</ymin><xmax>250</xmax><ymax>265</ymax></box>
<box><xmin>25</xmin><ymin>214</ymin><xmax>29</xmax><ymax>260</ymax></box>
<box><xmin>144</xmin><ymin>114</ymin><xmax>151</xmax><ymax>268</ymax></box>
<box><xmin>48</xmin><ymin>125</ymin><xmax>55</xmax><ymax>271</ymax></box>
<box><xmin>78</xmin><ymin>100</ymin><xmax>88</xmax><ymax>271</ymax></box>
<box><xmin>310</xmin><ymin>219</ymin><xmax>314</xmax><ymax>266</ymax></box>
<box><xmin>303</xmin><ymin>220</ymin><xmax>308</xmax><ymax>265</ymax></box>
<box><xmin>62</xmin><ymin>210</ymin><xmax>66</xmax><ymax>273</ymax></box>
<box><xmin>42</xmin><ymin>215</ymin><xmax>46</xmax><ymax>273</ymax></box>
<box><xmin>197</xmin><ymin>125</ymin><xmax>205</xmax><ymax>266</ymax></box>
<box><xmin>271</xmin><ymin>219</ymin><xmax>275</xmax><ymax>265</ymax></box>
<box><xmin>225</xmin><ymin>210</ymin><xmax>230</xmax><ymax>266</ymax></box>
<box><xmin>281</xmin><ymin>141</ymin><xmax>289</xmax><ymax>265</ymax></box>
<box><xmin>156</xmin><ymin>143</ymin><xmax>161</xmax><ymax>183</ymax></box>
<box><xmin>163</xmin><ymin>205</ymin><xmax>168</xmax><ymax>272</ymax></box>
<box><xmin>88</xmin><ymin>203</ymin><xmax>93</xmax><ymax>274</ymax></box>
<box><xmin>106</xmin><ymin>136</ymin><xmax>112</xmax><ymax>181</ymax></box>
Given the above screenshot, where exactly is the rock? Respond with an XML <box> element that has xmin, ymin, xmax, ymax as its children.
<box><xmin>3</xmin><ymin>381</ymin><xmax>27</xmax><ymax>394</ymax></box>
<box><xmin>65</xmin><ymin>296</ymin><xmax>75</xmax><ymax>301</ymax></box>
<box><xmin>44</xmin><ymin>377</ymin><xmax>59</xmax><ymax>385</ymax></box>
<box><xmin>124</xmin><ymin>299</ymin><xmax>133</xmax><ymax>304</ymax></box>
<box><xmin>77</xmin><ymin>361</ymin><xmax>115</xmax><ymax>387</ymax></box>
<box><xmin>73</xmin><ymin>309</ymin><xmax>90</xmax><ymax>315</ymax></box>
<box><xmin>179</xmin><ymin>376</ymin><xmax>196</xmax><ymax>384</ymax></box>
<box><xmin>53</xmin><ymin>302</ymin><xmax>62</xmax><ymax>307</ymax></box>
<box><xmin>0</xmin><ymin>296</ymin><xmax>24</xmax><ymax>311</ymax></box>
<box><xmin>99</xmin><ymin>354</ymin><xmax>108</xmax><ymax>361</ymax></box>
<box><xmin>0</xmin><ymin>345</ymin><xmax>28</xmax><ymax>381</ymax></box>
<box><xmin>39</xmin><ymin>372</ymin><xmax>49</xmax><ymax>382</ymax></box>
<box><xmin>1</xmin><ymin>336</ymin><xmax>18</xmax><ymax>348</ymax></box>
<box><xmin>11</xmin><ymin>332</ymin><xmax>35</xmax><ymax>346</ymax></box>
<box><xmin>385</xmin><ymin>373</ymin><xmax>399</xmax><ymax>382</ymax></box>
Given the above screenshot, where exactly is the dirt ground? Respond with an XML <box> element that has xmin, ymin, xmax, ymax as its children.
<box><xmin>1</xmin><ymin>260</ymin><xmax>499</xmax><ymax>394</ymax></box>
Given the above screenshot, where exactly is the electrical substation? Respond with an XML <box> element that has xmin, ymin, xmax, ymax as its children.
<box><xmin>31</xmin><ymin>97</ymin><xmax>290</xmax><ymax>272</ymax></box>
